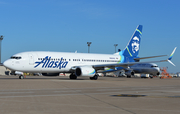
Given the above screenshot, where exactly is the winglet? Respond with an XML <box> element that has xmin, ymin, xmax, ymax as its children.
<box><xmin>168</xmin><ymin>60</ymin><xmax>176</xmax><ymax>66</ymax></box>
<box><xmin>168</xmin><ymin>47</ymin><xmax>177</xmax><ymax>60</ymax></box>
<box><xmin>167</xmin><ymin>47</ymin><xmax>177</xmax><ymax>66</ymax></box>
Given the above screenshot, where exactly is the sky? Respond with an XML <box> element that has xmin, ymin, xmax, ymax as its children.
<box><xmin>0</xmin><ymin>0</ymin><xmax>180</xmax><ymax>73</ymax></box>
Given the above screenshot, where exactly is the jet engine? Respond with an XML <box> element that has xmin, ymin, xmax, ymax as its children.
<box><xmin>125</xmin><ymin>70</ymin><xmax>135</xmax><ymax>78</ymax></box>
<box><xmin>75</xmin><ymin>66</ymin><xmax>95</xmax><ymax>77</ymax></box>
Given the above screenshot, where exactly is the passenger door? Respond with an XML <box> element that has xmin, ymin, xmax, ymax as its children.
<box><xmin>28</xmin><ymin>53</ymin><xmax>34</xmax><ymax>65</ymax></box>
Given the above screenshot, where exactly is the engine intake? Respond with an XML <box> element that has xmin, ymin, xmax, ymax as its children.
<box><xmin>125</xmin><ymin>70</ymin><xmax>135</xmax><ymax>76</ymax></box>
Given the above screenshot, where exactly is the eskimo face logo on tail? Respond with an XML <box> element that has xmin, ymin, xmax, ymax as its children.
<box><xmin>34</xmin><ymin>56</ymin><xmax>68</xmax><ymax>69</ymax></box>
<box><xmin>131</xmin><ymin>36</ymin><xmax>139</xmax><ymax>53</ymax></box>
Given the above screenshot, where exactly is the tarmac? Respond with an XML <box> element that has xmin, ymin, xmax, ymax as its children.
<box><xmin>0</xmin><ymin>75</ymin><xmax>180</xmax><ymax>114</ymax></box>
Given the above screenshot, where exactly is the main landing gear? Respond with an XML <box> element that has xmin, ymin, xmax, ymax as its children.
<box><xmin>69</xmin><ymin>73</ymin><xmax>77</xmax><ymax>79</ymax></box>
<box><xmin>89</xmin><ymin>74</ymin><xmax>98</xmax><ymax>80</ymax></box>
<box><xmin>69</xmin><ymin>73</ymin><xmax>99</xmax><ymax>80</ymax></box>
<box><xmin>127</xmin><ymin>75</ymin><xmax>132</xmax><ymax>78</ymax></box>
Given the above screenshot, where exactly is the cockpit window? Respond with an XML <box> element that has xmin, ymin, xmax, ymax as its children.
<box><xmin>10</xmin><ymin>56</ymin><xmax>22</xmax><ymax>59</ymax></box>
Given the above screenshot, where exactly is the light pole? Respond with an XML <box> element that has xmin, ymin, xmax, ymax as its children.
<box><xmin>114</xmin><ymin>44</ymin><xmax>118</xmax><ymax>53</ymax></box>
<box><xmin>0</xmin><ymin>35</ymin><xmax>3</xmax><ymax>63</ymax></box>
<box><xmin>87</xmin><ymin>42</ymin><xmax>92</xmax><ymax>53</ymax></box>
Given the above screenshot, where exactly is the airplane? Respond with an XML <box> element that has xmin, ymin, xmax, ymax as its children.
<box><xmin>114</xmin><ymin>63</ymin><xmax>160</xmax><ymax>78</ymax></box>
<box><xmin>3</xmin><ymin>25</ymin><xmax>177</xmax><ymax>80</ymax></box>
<box><xmin>131</xmin><ymin>63</ymin><xmax>160</xmax><ymax>76</ymax></box>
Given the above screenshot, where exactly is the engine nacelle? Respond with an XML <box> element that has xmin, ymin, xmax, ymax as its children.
<box><xmin>75</xmin><ymin>66</ymin><xmax>95</xmax><ymax>77</ymax></box>
<box><xmin>15</xmin><ymin>71</ymin><xmax>23</xmax><ymax>75</ymax></box>
<box><xmin>125</xmin><ymin>70</ymin><xmax>134</xmax><ymax>76</ymax></box>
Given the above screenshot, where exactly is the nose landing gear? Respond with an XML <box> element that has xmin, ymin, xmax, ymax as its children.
<box><xmin>19</xmin><ymin>75</ymin><xmax>26</xmax><ymax>79</ymax></box>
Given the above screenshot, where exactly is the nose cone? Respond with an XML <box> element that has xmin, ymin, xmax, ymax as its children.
<box><xmin>3</xmin><ymin>59</ymin><xmax>11</xmax><ymax>69</ymax></box>
<box><xmin>155</xmin><ymin>67</ymin><xmax>160</xmax><ymax>75</ymax></box>
<box><xmin>157</xmin><ymin>67</ymin><xmax>160</xmax><ymax>72</ymax></box>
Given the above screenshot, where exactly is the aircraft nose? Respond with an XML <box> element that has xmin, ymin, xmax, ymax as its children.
<box><xmin>157</xmin><ymin>67</ymin><xmax>160</xmax><ymax>72</ymax></box>
<box><xmin>3</xmin><ymin>60</ymin><xmax>11</xmax><ymax>68</ymax></box>
<box><xmin>156</xmin><ymin>67</ymin><xmax>160</xmax><ymax>75</ymax></box>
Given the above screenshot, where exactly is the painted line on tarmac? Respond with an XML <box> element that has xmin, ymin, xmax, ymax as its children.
<box><xmin>112</xmin><ymin>94</ymin><xmax>180</xmax><ymax>98</ymax></box>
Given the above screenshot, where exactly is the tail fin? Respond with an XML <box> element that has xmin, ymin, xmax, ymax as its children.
<box><xmin>123</xmin><ymin>25</ymin><xmax>143</xmax><ymax>57</ymax></box>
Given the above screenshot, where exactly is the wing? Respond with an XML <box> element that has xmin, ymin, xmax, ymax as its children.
<box><xmin>93</xmin><ymin>59</ymin><xmax>167</xmax><ymax>70</ymax></box>
<box><xmin>93</xmin><ymin>47</ymin><xmax>177</xmax><ymax>70</ymax></box>
<box><xmin>70</xmin><ymin>47</ymin><xmax>176</xmax><ymax>73</ymax></box>
<box><xmin>134</xmin><ymin>55</ymin><xmax>167</xmax><ymax>61</ymax></box>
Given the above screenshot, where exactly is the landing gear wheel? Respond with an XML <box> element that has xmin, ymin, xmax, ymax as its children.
<box><xmin>69</xmin><ymin>74</ymin><xmax>77</xmax><ymax>79</ymax></box>
<box><xmin>19</xmin><ymin>75</ymin><xmax>24</xmax><ymax>79</ymax></box>
<box><xmin>90</xmin><ymin>75</ymin><xmax>98</xmax><ymax>80</ymax></box>
<box><xmin>127</xmin><ymin>75</ymin><xmax>131</xmax><ymax>78</ymax></box>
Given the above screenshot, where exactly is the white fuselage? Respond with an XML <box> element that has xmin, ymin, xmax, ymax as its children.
<box><xmin>3</xmin><ymin>51</ymin><xmax>121</xmax><ymax>73</ymax></box>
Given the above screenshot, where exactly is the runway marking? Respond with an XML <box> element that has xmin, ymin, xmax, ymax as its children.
<box><xmin>126</xmin><ymin>108</ymin><xmax>180</xmax><ymax>113</ymax></box>
<box><xmin>112</xmin><ymin>94</ymin><xmax>180</xmax><ymax>98</ymax></box>
<box><xmin>113</xmin><ymin>94</ymin><xmax>146</xmax><ymax>97</ymax></box>
<box><xmin>0</xmin><ymin>92</ymin><xmax>33</xmax><ymax>94</ymax></box>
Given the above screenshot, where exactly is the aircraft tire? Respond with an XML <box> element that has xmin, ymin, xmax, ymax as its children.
<box><xmin>90</xmin><ymin>75</ymin><xmax>98</xmax><ymax>80</ymax></box>
<box><xmin>93</xmin><ymin>75</ymin><xmax>98</xmax><ymax>80</ymax></box>
<box><xmin>127</xmin><ymin>75</ymin><xmax>131</xmax><ymax>78</ymax></box>
<box><xmin>69</xmin><ymin>74</ymin><xmax>77</xmax><ymax>79</ymax></box>
<box><xmin>19</xmin><ymin>75</ymin><xmax>24</xmax><ymax>79</ymax></box>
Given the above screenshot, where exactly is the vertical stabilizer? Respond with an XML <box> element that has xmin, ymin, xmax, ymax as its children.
<box><xmin>123</xmin><ymin>25</ymin><xmax>143</xmax><ymax>57</ymax></box>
